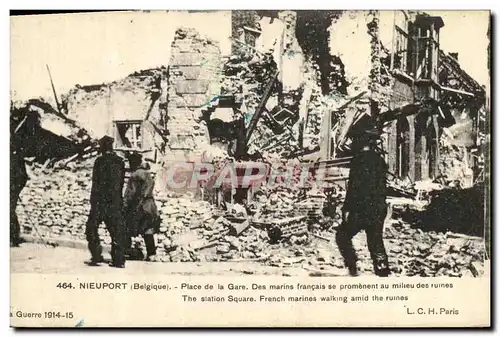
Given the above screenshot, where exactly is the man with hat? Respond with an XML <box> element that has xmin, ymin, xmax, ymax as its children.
<box><xmin>335</xmin><ymin>125</ymin><xmax>391</xmax><ymax>277</ymax></box>
<box><xmin>10</xmin><ymin>108</ymin><xmax>40</xmax><ymax>247</ymax></box>
<box><xmin>85</xmin><ymin>135</ymin><xmax>127</xmax><ymax>268</ymax></box>
<box><xmin>123</xmin><ymin>152</ymin><xmax>159</xmax><ymax>261</ymax></box>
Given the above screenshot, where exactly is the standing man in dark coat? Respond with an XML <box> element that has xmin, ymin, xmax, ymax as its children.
<box><xmin>10</xmin><ymin>109</ymin><xmax>39</xmax><ymax>247</ymax></box>
<box><xmin>10</xmin><ymin>143</ymin><xmax>28</xmax><ymax>247</ymax></box>
<box><xmin>85</xmin><ymin>136</ymin><xmax>127</xmax><ymax>268</ymax></box>
<box><xmin>335</xmin><ymin>130</ymin><xmax>390</xmax><ymax>277</ymax></box>
<box><xmin>123</xmin><ymin>152</ymin><xmax>159</xmax><ymax>261</ymax></box>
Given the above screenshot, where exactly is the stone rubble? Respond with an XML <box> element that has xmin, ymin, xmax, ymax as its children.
<box><xmin>16</xmin><ymin>154</ymin><xmax>485</xmax><ymax>277</ymax></box>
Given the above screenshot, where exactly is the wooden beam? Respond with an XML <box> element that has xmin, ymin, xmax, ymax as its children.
<box><xmin>46</xmin><ymin>64</ymin><xmax>64</xmax><ymax>117</ymax></box>
<box><xmin>440</xmin><ymin>85</ymin><xmax>475</xmax><ymax>97</ymax></box>
<box><xmin>243</xmin><ymin>26</ymin><xmax>262</xmax><ymax>35</ymax></box>
<box><xmin>14</xmin><ymin>116</ymin><xmax>28</xmax><ymax>134</ymax></box>
<box><xmin>244</xmin><ymin>70</ymin><xmax>280</xmax><ymax>145</ymax></box>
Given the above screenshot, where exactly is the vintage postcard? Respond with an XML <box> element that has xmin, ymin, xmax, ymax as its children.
<box><xmin>10</xmin><ymin>9</ymin><xmax>491</xmax><ymax>327</ymax></box>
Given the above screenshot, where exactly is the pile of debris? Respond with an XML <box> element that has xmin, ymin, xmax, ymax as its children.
<box><xmin>222</xmin><ymin>53</ymin><xmax>281</xmax><ymax>140</ymax></box>
<box><xmin>18</xmin><ymin>158</ymin><xmax>95</xmax><ymax>242</ymax></box>
<box><xmin>383</xmin><ymin>219</ymin><xmax>484</xmax><ymax>277</ymax></box>
<box><xmin>438</xmin><ymin>135</ymin><xmax>475</xmax><ymax>188</ymax></box>
<box><xmin>16</xmin><ymin>154</ymin><xmax>485</xmax><ymax>277</ymax></box>
<box><xmin>17</xmin><ymin>152</ymin><xmax>328</xmax><ymax>264</ymax></box>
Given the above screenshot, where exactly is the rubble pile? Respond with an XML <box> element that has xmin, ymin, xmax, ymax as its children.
<box><xmin>17</xmin><ymin>159</ymin><xmax>95</xmax><ymax>242</ymax></box>
<box><xmin>16</xmin><ymin>157</ymin><xmax>485</xmax><ymax>277</ymax></box>
<box><xmin>417</xmin><ymin>184</ymin><xmax>485</xmax><ymax>237</ymax></box>
<box><xmin>300</xmin><ymin>89</ymin><xmax>327</xmax><ymax>150</ymax></box>
<box><xmin>252</xmin><ymin>184</ymin><xmax>325</xmax><ymax>220</ymax></box>
<box><xmin>10</xmin><ymin>99</ymin><xmax>97</xmax><ymax>163</ymax></box>
<box><xmin>11</xmin><ymin>99</ymin><xmax>93</xmax><ymax>145</ymax></box>
<box><xmin>383</xmin><ymin>220</ymin><xmax>484</xmax><ymax>277</ymax></box>
<box><xmin>16</xmin><ymin>158</ymin><xmax>223</xmax><ymax>262</ymax></box>
<box><xmin>222</xmin><ymin>14</ymin><xmax>304</xmax><ymax>156</ymax></box>
<box><xmin>438</xmin><ymin>136</ymin><xmax>474</xmax><ymax>188</ymax></box>
<box><xmin>221</xmin><ymin>53</ymin><xmax>278</xmax><ymax>104</ymax></box>
<box><xmin>302</xmin><ymin>92</ymin><xmax>352</xmax><ymax>151</ymax></box>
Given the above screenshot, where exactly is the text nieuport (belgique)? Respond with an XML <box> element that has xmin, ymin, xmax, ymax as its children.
<box><xmin>79</xmin><ymin>282</ymin><xmax>170</xmax><ymax>291</ymax></box>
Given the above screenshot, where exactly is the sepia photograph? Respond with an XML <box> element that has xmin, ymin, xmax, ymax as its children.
<box><xmin>9</xmin><ymin>9</ymin><xmax>491</xmax><ymax>327</ymax></box>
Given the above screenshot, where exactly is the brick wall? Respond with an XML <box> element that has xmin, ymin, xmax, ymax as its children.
<box><xmin>389</xmin><ymin>78</ymin><xmax>414</xmax><ymax>110</ymax></box>
<box><xmin>163</xmin><ymin>28</ymin><xmax>223</xmax><ymax>162</ymax></box>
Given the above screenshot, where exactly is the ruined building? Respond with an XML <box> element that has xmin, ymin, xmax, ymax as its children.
<box><xmin>377</xmin><ymin>11</ymin><xmax>486</xmax><ymax>185</ymax></box>
<box><xmin>10</xmin><ymin>10</ymin><xmax>489</xmax><ymax>269</ymax></box>
<box><xmin>221</xmin><ymin>10</ymin><xmax>487</xmax><ymax>186</ymax></box>
<box><xmin>11</xmin><ymin>10</ymin><xmax>487</xmax><ymax>188</ymax></box>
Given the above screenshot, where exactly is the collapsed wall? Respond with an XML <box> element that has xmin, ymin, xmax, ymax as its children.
<box><xmin>10</xmin><ymin>99</ymin><xmax>96</xmax><ymax>163</ymax></box>
<box><xmin>62</xmin><ymin>68</ymin><xmax>167</xmax><ymax>144</ymax></box>
<box><xmin>163</xmin><ymin>28</ymin><xmax>223</xmax><ymax>162</ymax></box>
<box><xmin>221</xmin><ymin>10</ymin><xmax>390</xmax><ymax>157</ymax></box>
<box><xmin>299</xmin><ymin>11</ymin><xmax>393</xmax><ymax>155</ymax></box>
<box><xmin>438</xmin><ymin>136</ymin><xmax>475</xmax><ymax>187</ymax></box>
<box><xmin>224</xmin><ymin>11</ymin><xmax>391</xmax><ymax>157</ymax></box>
<box><xmin>296</xmin><ymin>10</ymin><xmax>346</xmax><ymax>96</ymax></box>
<box><xmin>223</xmin><ymin>10</ymin><xmax>355</xmax><ymax>156</ymax></box>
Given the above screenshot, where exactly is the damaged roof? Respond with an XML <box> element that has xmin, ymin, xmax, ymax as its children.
<box><xmin>439</xmin><ymin>50</ymin><xmax>486</xmax><ymax>99</ymax></box>
<box><xmin>11</xmin><ymin>99</ymin><xmax>95</xmax><ymax>161</ymax></box>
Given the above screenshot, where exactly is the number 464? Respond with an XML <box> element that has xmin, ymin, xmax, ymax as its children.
<box><xmin>56</xmin><ymin>283</ymin><xmax>73</xmax><ymax>289</ymax></box>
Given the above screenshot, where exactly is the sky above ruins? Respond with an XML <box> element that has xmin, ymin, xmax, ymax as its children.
<box><xmin>427</xmin><ymin>11</ymin><xmax>490</xmax><ymax>87</ymax></box>
<box><xmin>10</xmin><ymin>11</ymin><xmax>232</xmax><ymax>104</ymax></box>
<box><xmin>10</xmin><ymin>10</ymin><xmax>490</xmax><ymax>105</ymax></box>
